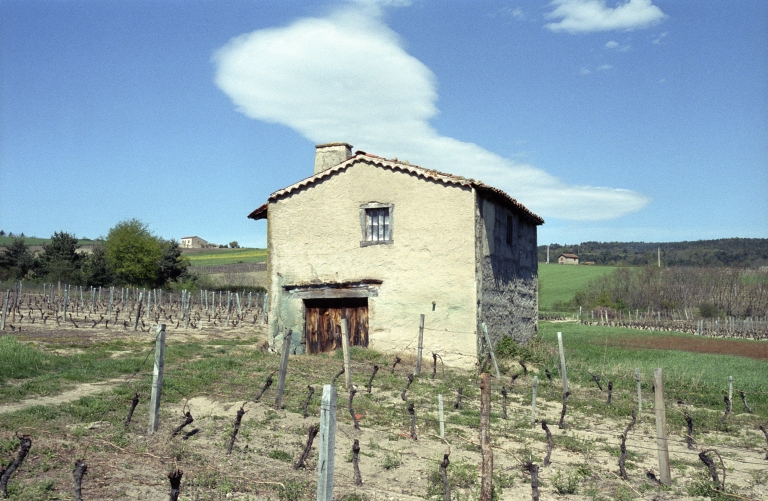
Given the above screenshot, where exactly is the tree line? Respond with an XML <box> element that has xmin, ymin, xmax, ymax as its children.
<box><xmin>570</xmin><ymin>266</ymin><xmax>768</xmax><ymax>317</ymax></box>
<box><xmin>539</xmin><ymin>238</ymin><xmax>768</xmax><ymax>268</ymax></box>
<box><xmin>0</xmin><ymin>219</ymin><xmax>190</xmax><ymax>288</ymax></box>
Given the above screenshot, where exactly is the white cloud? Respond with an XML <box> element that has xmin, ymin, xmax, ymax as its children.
<box><xmin>605</xmin><ymin>40</ymin><xmax>631</xmax><ymax>51</ymax></box>
<box><xmin>545</xmin><ymin>0</ymin><xmax>666</xmax><ymax>34</ymax></box>
<box><xmin>598</xmin><ymin>64</ymin><xmax>613</xmax><ymax>71</ymax></box>
<box><xmin>580</xmin><ymin>67</ymin><xmax>592</xmax><ymax>75</ymax></box>
<box><xmin>492</xmin><ymin>6</ymin><xmax>525</xmax><ymax>20</ymax></box>
<box><xmin>652</xmin><ymin>31</ymin><xmax>668</xmax><ymax>44</ymax></box>
<box><xmin>213</xmin><ymin>3</ymin><xmax>650</xmax><ymax>221</ymax></box>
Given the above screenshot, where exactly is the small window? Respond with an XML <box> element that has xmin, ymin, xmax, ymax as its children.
<box><xmin>506</xmin><ymin>215</ymin><xmax>515</xmax><ymax>245</ymax></box>
<box><xmin>360</xmin><ymin>203</ymin><xmax>394</xmax><ymax>246</ymax></box>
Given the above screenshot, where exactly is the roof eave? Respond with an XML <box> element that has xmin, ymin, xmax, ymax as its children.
<box><xmin>248</xmin><ymin>203</ymin><xmax>268</xmax><ymax>221</ymax></box>
<box><xmin>473</xmin><ymin>185</ymin><xmax>544</xmax><ymax>225</ymax></box>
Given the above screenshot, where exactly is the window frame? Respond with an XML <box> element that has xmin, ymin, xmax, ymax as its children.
<box><xmin>359</xmin><ymin>202</ymin><xmax>394</xmax><ymax>247</ymax></box>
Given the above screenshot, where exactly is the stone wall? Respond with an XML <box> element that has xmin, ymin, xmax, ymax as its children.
<box><xmin>475</xmin><ymin>195</ymin><xmax>539</xmax><ymax>357</ymax></box>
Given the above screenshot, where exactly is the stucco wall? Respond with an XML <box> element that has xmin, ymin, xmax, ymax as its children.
<box><xmin>266</xmin><ymin>160</ymin><xmax>479</xmax><ymax>367</ymax></box>
<box><xmin>475</xmin><ymin>196</ymin><xmax>539</xmax><ymax>356</ymax></box>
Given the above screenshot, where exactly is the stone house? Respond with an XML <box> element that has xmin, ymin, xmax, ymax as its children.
<box><xmin>180</xmin><ymin>236</ymin><xmax>208</xmax><ymax>249</ymax></box>
<box><xmin>248</xmin><ymin>143</ymin><xmax>543</xmax><ymax>367</ymax></box>
<box><xmin>557</xmin><ymin>253</ymin><xmax>579</xmax><ymax>265</ymax></box>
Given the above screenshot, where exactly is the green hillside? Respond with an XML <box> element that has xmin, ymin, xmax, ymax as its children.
<box><xmin>537</xmin><ymin>264</ymin><xmax>616</xmax><ymax>312</ymax></box>
<box><xmin>185</xmin><ymin>248</ymin><xmax>267</xmax><ymax>267</ymax></box>
<box><xmin>0</xmin><ymin>236</ymin><xmax>101</xmax><ymax>247</ymax></box>
<box><xmin>539</xmin><ymin>238</ymin><xmax>768</xmax><ymax>268</ymax></box>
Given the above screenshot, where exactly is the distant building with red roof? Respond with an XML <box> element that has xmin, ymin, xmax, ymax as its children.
<box><xmin>180</xmin><ymin>236</ymin><xmax>208</xmax><ymax>249</ymax></box>
<box><xmin>558</xmin><ymin>253</ymin><xmax>579</xmax><ymax>265</ymax></box>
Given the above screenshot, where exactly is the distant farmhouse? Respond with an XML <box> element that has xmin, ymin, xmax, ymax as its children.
<box><xmin>180</xmin><ymin>236</ymin><xmax>208</xmax><ymax>249</ymax></box>
<box><xmin>248</xmin><ymin>143</ymin><xmax>543</xmax><ymax>367</ymax></box>
<box><xmin>558</xmin><ymin>253</ymin><xmax>579</xmax><ymax>265</ymax></box>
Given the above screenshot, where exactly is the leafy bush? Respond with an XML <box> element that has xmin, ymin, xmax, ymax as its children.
<box><xmin>382</xmin><ymin>451</ymin><xmax>401</xmax><ymax>470</ymax></box>
<box><xmin>698</xmin><ymin>301</ymin><xmax>719</xmax><ymax>318</ymax></box>
<box><xmin>268</xmin><ymin>449</ymin><xmax>293</xmax><ymax>462</ymax></box>
<box><xmin>551</xmin><ymin>468</ymin><xmax>580</xmax><ymax>495</ymax></box>
<box><xmin>495</xmin><ymin>336</ymin><xmax>553</xmax><ymax>367</ymax></box>
<box><xmin>276</xmin><ymin>479</ymin><xmax>309</xmax><ymax>501</ymax></box>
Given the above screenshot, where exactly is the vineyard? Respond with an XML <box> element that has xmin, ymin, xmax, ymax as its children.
<box><xmin>578</xmin><ymin>308</ymin><xmax>768</xmax><ymax>340</ymax></box>
<box><xmin>0</xmin><ymin>286</ymin><xmax>767</xmax><ymax>500</ymax></box>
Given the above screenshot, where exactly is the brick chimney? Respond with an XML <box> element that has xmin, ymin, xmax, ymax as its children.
<box><xmin>314</xmin><ymin>143</ymin><xmax>353</xmax><ymax>174</ymax></box>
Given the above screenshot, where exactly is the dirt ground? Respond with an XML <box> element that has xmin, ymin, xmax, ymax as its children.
<box><xmin>607</xmin><ymin>334</ymin><xmax>768</xmax><ymax>361</ymax></box>
<box><xmin>1</xmin><ymin>321</ymin><xmax>767</xmax><ymax>501</ymax></box>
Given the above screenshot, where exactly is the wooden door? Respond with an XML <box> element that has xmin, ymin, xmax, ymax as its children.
<box><xmin>304</xmin><ymin>298</ymin><xmax>369</xmax><ymax>354</ymax></box>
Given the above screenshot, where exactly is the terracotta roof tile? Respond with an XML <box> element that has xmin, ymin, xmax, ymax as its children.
<box><xmin>248</xmin><ymin>152</ymin><xmax>544</xmax><ymax>224</ymax></box>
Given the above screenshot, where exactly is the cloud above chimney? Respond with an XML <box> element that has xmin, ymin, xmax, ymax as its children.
<box><xmin>213</xmin><ymin>3</ymin><xmax>650</xmax><ymax>221</ymax></box>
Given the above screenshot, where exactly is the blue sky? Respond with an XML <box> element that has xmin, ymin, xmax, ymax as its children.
<box><xmin>1</xmin><ymin>0</ymin><xmax>766</xmax><ymax>248</ymax></box>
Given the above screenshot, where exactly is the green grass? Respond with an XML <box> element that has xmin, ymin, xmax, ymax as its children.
<box><xmin>0</xmin><ymin>336</ymin><xmax>58</xmax><ymax>382</ymax></box>
<box><xmin>537</xmin><ymin>321</ymin><xmax>768</xmax><ymax>410</ymax></box>
<box><xmin>538</xmin><ymin>264</ymin><xmax>617</xmax><ymax>311</ymax></box>
<box><xmin>0</xmin><ymin>336</ymin><xmax>157</xmax><ymax>401</ymax></box>
<box><xmin>185</xmin><ymin>248</ymin><xmax>268</xmax><ymax>267</ymax></box>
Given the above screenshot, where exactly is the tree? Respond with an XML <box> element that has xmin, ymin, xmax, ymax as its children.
<box><xmin>81</xmin><ymin>244</ymin><xmax>113</xmax><ymax>287</ymax></box>
<box><xmin>35</xmin><ymin>231</ymin><xmax>82</xmax><ymax>283</ymax></box>
<box><xmin>156</xmin><ymin>239</ymin><xmax>189</xmax><ymax>286</ymax></box>
<box><xmin>229</xmin><ymin>241</ymin><xmax>240</xmax><ymax>249</ymax></box>
<box><xmin>105</xmin><ymin>219</ymin><xmax>163</xmax><ymax>286</ymax></box>
<box><xmin>0</xmin><ymin>238</ymin><xmax>34</xmax><ymax>280</ymax></box>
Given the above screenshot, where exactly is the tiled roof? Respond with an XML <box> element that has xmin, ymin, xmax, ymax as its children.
<box><xmin>560</xmin><ymin>253</ymin><xmax>579</xmax><ymax>259</ymax></box>
<box><xmin>248</xmin><ymin>152</ymin><xmax>544</xmax><ymax>225</ymax></box>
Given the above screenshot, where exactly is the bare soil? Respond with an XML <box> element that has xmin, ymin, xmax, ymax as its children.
<box><xmin>608</xmin><ymin>335</ymin><xmax>768</xmax><ymax>361</ymax></box>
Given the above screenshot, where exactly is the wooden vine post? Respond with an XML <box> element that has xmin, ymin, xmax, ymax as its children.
<box><xmin>0</xmin><ymin>290</ymin><xmax>9</xmax><ymax>331</ymax></box>
<box><xmin>635</xmin><ymin>368</ymin><xmax>642</xmax><ymax>418</ymax></box>
<box><xmin>133</xmin><ymin>292</ymin><xmax>143</xmax><ymax>331</ymax></box>
<box><xmin>481</xmin><ymin>323</ymin><xmax>501</xmax><ymax>379</ymax></box>
<box><xmin>557</xmin><ymin>332</ymin><xmax>568</xmax><ymax>392</ymax></box>
<box><xmin>438</xmin><ymin>394</ymin><xmax>445</xmax><ymax>439</ymax></box>
<box><xmin>148</xmin><ymin>324</ymin><xmax>166</xmax><ymax>433</ymax></box>
<box><xmin>728</xmin><ymin>376</ymin><xmax>733</xmax><ymax>404</ymax></box>
<box><xmin>275</xmin><ymin>330</ymin><xmax>292</xmax><ymax>409</ymax></box>
<box><xmin>340</xmin><ymin>319</ymin><xmax>352</xmax><ymax>389</ymax></box>
<box><xmin>415</xmin><ymin>314</ymin><xmax>425</xmax><ymax>375</ymax></box>
<box><xmin>531</xmin><ymin>375</ymin><xmax>538</xmax><ymax>424</ymax></box>
<box><xmin>479</xmin><ymin>373</ymin><xmax>493</xmax><ymax>501</ymax></box>
<box><xmin>317</xmin><ymin>385</ymin><xmax>337</xmax><ymax>501</ymax></box>
<box><xmin>653</xmin><ymin>368</ymin><xmax>671</xmax><ymax>486</ymax></box>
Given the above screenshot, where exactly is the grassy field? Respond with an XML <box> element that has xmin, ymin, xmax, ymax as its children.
<box><xmin>537</xmin><ymin>263</ymin><xmax>617</xmax><ymax>311</ymax></box>
<box><xmin>184</xmin><ymin>247</ymin><xmax>267</xmax><ymax>267</ymax></box>
<box><xmin>537</xmin><ymin>321</ymin><xmax>768</xmax><ymax>410</ymax></box>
